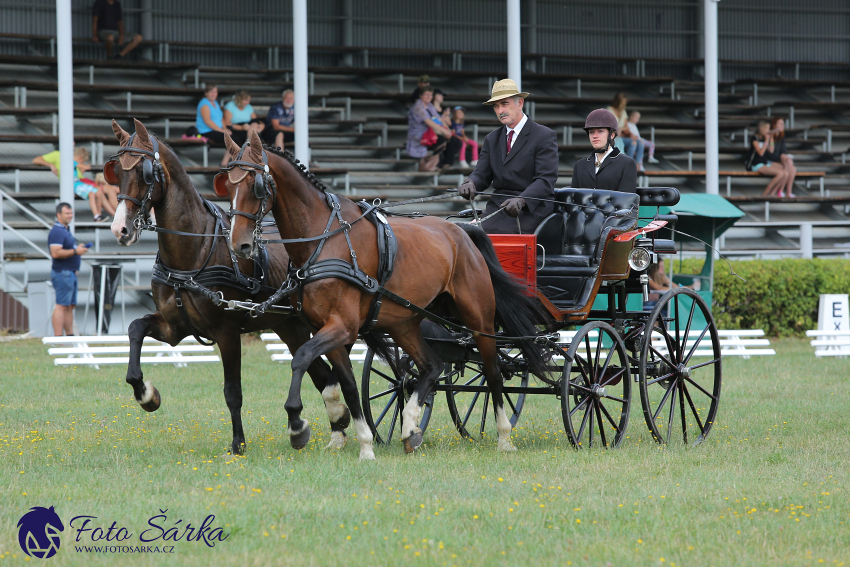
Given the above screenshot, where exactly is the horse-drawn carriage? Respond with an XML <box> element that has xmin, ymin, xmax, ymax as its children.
<box><xmin>360</xmin><ymin>186</ymin><xmax>722</xmax><ymax>450</ymax></box>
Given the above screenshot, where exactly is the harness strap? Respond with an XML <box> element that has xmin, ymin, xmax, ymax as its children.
<box><xmin>173</xmin><ymin>284</ymin><xmax>216</xmax><ymax>346</ymax></box>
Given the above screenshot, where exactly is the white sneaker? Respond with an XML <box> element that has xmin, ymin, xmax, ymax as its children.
<box><xmin>459</xmin><ymin>160</ymin><xmax>469</xmax><ymax>168</ymax></box>
<box><xmin>470</xmin><ymin>160</ymin><xmax>478</xmax><ymax>166</ymax></box>
<box><xmin>648</xmin><ymin>157</ymin><xmax>660</xmax><ymax>164</ymax></box>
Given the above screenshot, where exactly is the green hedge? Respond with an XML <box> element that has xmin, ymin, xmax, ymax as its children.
<box><xmin>674</xmin><ymin>258</ymin><xmax>850</xmax><ymax>336</ymax></box>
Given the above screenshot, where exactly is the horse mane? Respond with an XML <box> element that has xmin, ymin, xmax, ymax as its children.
<box><xmin>262</xmin><ymin>144</ymin><xmax>328</xmax><ymax>193</ymax></box>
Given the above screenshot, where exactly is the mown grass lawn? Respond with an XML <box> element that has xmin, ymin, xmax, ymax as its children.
<box><xmin>0</xmin><ymin>336</ymin><xmax>847</xmax><ymax>566</ymax></box>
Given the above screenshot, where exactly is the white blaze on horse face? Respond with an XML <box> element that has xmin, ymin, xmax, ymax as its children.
<box><xmin>400</xmin><ymin>391</ymin><xmax>422</xmax><ymax>439</ymax></box>
<box><xmin>353</xmin><ymin>417</ymin><xmax>375</xmax><ymax>461</ymax></box>
<box><xmin>229</xmin><ymin>188</ymin><xmax>239</xmax><ymax>248</ymax></box>
<box><xmin>111</xmin><ymin>201</ymin><xmax>128</xmax><ymax>239</ymax></box>
<box><xmin>495</xmin><ymin>405</ymin><xmax>517</xmax><ymax>452</ymax></box>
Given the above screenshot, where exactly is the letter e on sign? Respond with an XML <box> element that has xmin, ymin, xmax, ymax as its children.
<box><xmin>818</xmin><ymin>294</ymin><xmax>849</xmax><ymax>332</ymax></box>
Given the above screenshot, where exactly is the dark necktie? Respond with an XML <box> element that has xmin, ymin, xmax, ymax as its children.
<box><xmin>506</xmin><ymin>130</ymin><xmax>514</xmax><ymax>155</ymax></box>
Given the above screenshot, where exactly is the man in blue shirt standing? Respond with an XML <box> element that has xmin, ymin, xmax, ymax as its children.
<box><xmin>48</xmin><ymin>203</ymin><xmax>90</xmax><ymax>335</ymax></box>
<box><xmin>262</xmin><ymin>89</ymin><xmax>295</xmax><ymax>149</ymax></box>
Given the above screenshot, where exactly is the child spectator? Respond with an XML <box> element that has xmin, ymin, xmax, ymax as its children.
<box><xmin>224</xmin><ymin>91</ymin><xmax>265</xmax><ymax>146</ymax></box>
<box><xmin>451</xmin><ymin>106</ymin><xmax>478</xmax><ymax>168</ymax></box>
<box><xmin>627</xmin><ymin>111</ymin><xmax>659</xmax><ymax>168</ymax></box>
<box><xmin>33</xmin><ymin>147</ymin><xmax>109</xmax><ymax>221</ymax></box>
<box><xmin>94</xmin><ymin>173</ymin><xmax>119</xmax><ymax>218</ymax></box>
<box><xmin>767</xmin><ymin>117</ymin><xmax>796</xmax><ymax>198</ymax></box>
<box><xmin>195</xmin><ymin>84</ymin><xmax>232</xmax><ymax>166</ymax></box>
<box><xmin>746</xmin><ymin>120</ymin><xmax>789</xmax><ymax>197</ymax></box>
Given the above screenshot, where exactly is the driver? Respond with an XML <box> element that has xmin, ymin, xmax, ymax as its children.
<box><xmin>457</xmin><ymin>79</ymin><xmax>558</xmax><ymax>234</ymax></box>
<box><xmin>571</xmin><ymin>108</ymin><xmax>637</xmax><ymax>193</ymax></box>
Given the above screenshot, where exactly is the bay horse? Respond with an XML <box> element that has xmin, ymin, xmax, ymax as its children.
<box><xmin>107</xmin><ymin>119</ymin><xmax>354</xmax><ymax>454</ymax></box>
<box><xmin>217</xmin><ymin>131</ymin><xmax>549</xmax><ymax>460</ymax></box>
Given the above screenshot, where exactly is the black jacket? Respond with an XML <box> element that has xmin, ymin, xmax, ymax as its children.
<box><xmin>468</xmin><ymin>117</ymin><xmax>559</xmax><ymax>234</ymax></box>
<box><xmin>571</xmin><ymin>148</ymin><xmax>637</xmax><ymax>193</ymax></box>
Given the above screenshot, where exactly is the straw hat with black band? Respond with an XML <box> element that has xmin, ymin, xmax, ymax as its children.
<box><xmin>483</xmin><ymin>78</ymin><xmax>531</xmax><ymax>104</ymax></box>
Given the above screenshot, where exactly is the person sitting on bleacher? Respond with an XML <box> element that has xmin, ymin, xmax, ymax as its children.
<box><xmin>766</xmin><ymin>116</ymin><xmax>797</xmax><ymax>198</ymax></box>
<box><xmin>410</xmin><ymin>75</ymin><xmax>430</xmax><ymax>105</ymax></box>
<box><xmin>263</xmin><ymin>89</ymin><xmax>296</xmax><ymax>149</ymax></box>
<box><xmin>746</xmin><ymin>120</ymin><xmax>791</xmax><ymax>198</ymax></box>
<box><xmin>91</xmin><ymin>0</ymin><xmax>143</xmax><ymax>59</ymax></box>
<box><xmin>407</xmin><ymin>86</ymin><xmax>452</xmax><ymax>172</ymax></box>
<box><xmin>571</xmin><ymin>109</ymin><xmax>637</xmax><ymax>193</ymax></box>
<box><xmin>195</xmin><ymin>84</ymin><xmax>233</xmax><ymax>167</ymax></box>
<box><xmin>224</xmin><ymin>90</ymin><xmax>265</xmax><ymax>146</ymax></box>
<box><xmin>33</xmin><ymin>147</ymin><xmax>110</xmax><ymax>222</ymax></box>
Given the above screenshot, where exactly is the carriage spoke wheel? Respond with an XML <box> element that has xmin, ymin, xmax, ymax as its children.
<box><xmin>561</xmin><ymin>321</ymin><xmax>631</xmax><ymax>449</ymax></box>
<box><xmin>361</xmin><ymin>347</ymin><xmax>433</xmax><ymax>446</ymax></box>
<box><xmin>445</xmin><ymin>351</ymin><xmax>528</xmax><ymax>440</ymax></box>
<box><xmin>639</xmin><ymin>288</ymin><xmax>722</xmax><ymax>446</ymax></box>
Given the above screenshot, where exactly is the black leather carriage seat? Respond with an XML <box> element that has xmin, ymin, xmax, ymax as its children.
<box><xmin>534</xmin><ymin>189</ymin><xmax>640</xmax><ymax>306</ymax></box>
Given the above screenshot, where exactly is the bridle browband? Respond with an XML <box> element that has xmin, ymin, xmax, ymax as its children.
<box><xmin>105</xmin><ymin>133</ymin><xmax>164</xmax><ymax>230</ymax></box>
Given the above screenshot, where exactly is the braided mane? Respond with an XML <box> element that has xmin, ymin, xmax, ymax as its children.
<box><xmin>262</xmin><ymin>144</ymin><xmax>328</xmax><ymax>193</ymax></box>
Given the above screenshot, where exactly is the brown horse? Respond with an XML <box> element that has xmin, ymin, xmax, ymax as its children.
<box><xmin>218</xmin><ymin>131</ymin><xmax>549</xmax><ymax>460</ymax></box>
<box><xmin>107</xmin><ymin>119</ymin><xmax>353</xmax><ymax>454</ymax></box>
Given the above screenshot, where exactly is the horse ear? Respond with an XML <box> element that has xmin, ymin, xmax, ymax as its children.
<box><xmin>223</xmin><ymin>132</ymin><xmax>240</xmax><ymax>162</ymax></box>
<box><xmin>134</xmin><ymin>118</ymin><xmax>152</xmax><ymax>149</ymax></box>
<box><xmin>112</xmin><ymin>120</ymin><xmax>130</xmax><ymax>145</ymax></box>
<box><xmin>248</xmin><ymin>130</ymin><xmax>263</xmax><ymax>163</ymax></box>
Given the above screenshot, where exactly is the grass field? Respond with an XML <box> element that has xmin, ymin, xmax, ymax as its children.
<box><xmin>0</xmin><ymin>336</ymin><xmax>848</xmax><ymax>566</ymax></box>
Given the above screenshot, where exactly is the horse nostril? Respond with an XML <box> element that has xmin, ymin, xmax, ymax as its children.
<box><xmin>239</xmin><ymin>243</ymin><xmax>252</xmax><ymax>256</ymax></box>
<box><xmin>120</xmin><ymin>227</ymin><xmax>128</xmax><ymax>236</ymax></box>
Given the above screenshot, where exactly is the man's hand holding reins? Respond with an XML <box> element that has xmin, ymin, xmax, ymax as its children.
<box><xmin>458</xmin><ymin>179</ymin><xmax>477</xmax><ymax>201</ymax></box>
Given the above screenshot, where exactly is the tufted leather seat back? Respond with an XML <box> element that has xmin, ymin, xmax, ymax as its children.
<box><xmin>554</xmin><ymin>189</ymin><xmax>639</xmax><ymax>259</ymax></box>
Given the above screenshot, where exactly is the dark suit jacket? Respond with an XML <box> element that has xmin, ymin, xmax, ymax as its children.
<box><xmin>571</xmin><ymin>148</ymin><xmax>637</xmax><ymax>193</ymax></box>
<box><xmin>468</xmin><ymin>117</ymin><xmax>559</xmax><ymax>234</ymax></box>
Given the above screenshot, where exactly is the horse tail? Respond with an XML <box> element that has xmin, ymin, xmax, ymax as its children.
<box><xmin>459</xmin><ymin>223</ymin><xmax>554</xmax><ymax>381</ymax></box>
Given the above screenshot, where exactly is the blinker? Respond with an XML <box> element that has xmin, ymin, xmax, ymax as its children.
<box><xmin>103</xmin><ymin>160</ymin><xmax>120</xmax><ymax>185</ymax></box>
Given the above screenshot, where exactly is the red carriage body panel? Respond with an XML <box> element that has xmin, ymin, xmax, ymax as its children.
<box><xmin>488</xmin><ymin>234</ymin><xmax>537</xmax><ymax>296</ymax></box>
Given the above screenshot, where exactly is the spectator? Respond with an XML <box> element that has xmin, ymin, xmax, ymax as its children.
<box><xmin>49</xmin><ymin>202</ymin><xmax>90</xmax><ymax>336</ymax></box>
<box><xmin>33</xmin><ymin>147</ymin><xmax>109</xmax><ymax>221</ymax></box>
<box><xmin>452</xmin><ymin>106</ymin><xmax>478</xmax><ymax>168</ymax></box>
<box><xmin>627</xmin><ymin>111</ymin><xmax>659</xmax><ymax>168</ymax></box>
<box><xmin>644</xmin><ymin>259</ymin><xmax>699</xmax><ymax>311</ymax></box>
<box><xmin>767</xmin><ymin>116</ymin><xmax>797</xmax><ymax>198</ymax></box>
<box><xmin>91</xmin><ymin>0</ymin><xmax>143</xmax><ymax>59</ymax></box>
<box><xmin>195</xmin><ymin>84</ymin><xmax>232</xmax><ymax>166</ymax></box>
<box><xmin>406</xmin><ymin>86</ymin><xmax>451</xmax><ymax>172</ymax></box>
<box><xmin>94</xmin><ymin>173</ymin><xmax>119</xmax><ymax>218</ymax></box>
<box><xmin>224</xmin><ymin>91</ymin><xmax>265</xmax><ymax>146</ymax></box>
<box><xmin>263</xmin><ymin>89</ymin><xmax>296</xmax><ymax>149</ymax></box>
<box><xmin>437</xmin><ymin>106</ymin><xmax>462</xmax><ymax>168</ymax></box>
<box><xmin>433</xmin><ymin>89</ymin><xmax>446</xmax><ymax>115</ymax></box>
<box><xmin>606</xmin><ymin>92</ymin><xmax>629</xmax><ymax>155</ymax></box>
<box><xmin>410</xmin><ymin>75</ymin><xmax>431</xmax><ymax>104</ymax></box>
<box><xmin>746</xmin><ymin>120</ymin><xmax>789</xmax><ymax>197</ymax></box>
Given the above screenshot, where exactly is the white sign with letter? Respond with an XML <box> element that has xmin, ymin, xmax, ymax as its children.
<box><xmin>817</xmin><ymin>294</ymin><xmax>849</xmax><ymax>332</ymax></box>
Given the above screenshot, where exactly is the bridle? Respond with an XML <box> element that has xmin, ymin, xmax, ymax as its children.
<box><xmin>214</xmin><ymin>142</ymin><xmax>276</xmax><ymax>250</ymax></box>
<box><xmin>104</xmin><ymin>133</ymin><xmax>164</xmax><ymax>230</ymax></box>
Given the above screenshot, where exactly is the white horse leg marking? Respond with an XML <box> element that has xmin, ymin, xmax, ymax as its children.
<box><xmin>353</xmin><ymin>417</ymin><xmax>375</xmax><ymax>461</ymax></box>
<box><xmin>327</xmin><ymin>431</ymin><xmax>347</xmax><ymax>450</ymax></box>
<box><xmin>288</xmin><ymin>418</ymin><xmax>310</xmax><ymax>436</ymax></box>
<box><xmin>322</xmin><ymin>383</ymin><xmax>346</xmax><ymax>423</ymax></box>
<box><xmin>400</xmin><ymin>391</ymin><xmax>421</xmax><ymax>439</ymax></box>
<box><xmin>495</xmin><ymin>405</ymin><xmax>517</xmax><ymax>452</ymax></box>
<box><xmin>110</xmin><ymin>202</ymin><xmax>127</xmax><ymax>239</ymax></box>
<box><xmin>137</xmin><ymin>380</ymin><xmax>155</xmax><ymax>404</ymax></box>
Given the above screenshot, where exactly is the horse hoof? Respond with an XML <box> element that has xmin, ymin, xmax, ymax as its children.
<box><xmin>498</xmin><ymin>439</ymin><xmax>518</xmax><ymax>452</ymax></box>
<box><xmin>137</xmin><ymin>382</ymin><xmax>161</xmax><ymax>412</ymax></box>
<box><xmin>359</xmin><ymin>450</ymin><xmax>376</xmax><ymax>461</ymax></box>
<box><xmin>289</xmin><ymin>424</ymin><xmax>311</xmax><ymax>450</ymax></box>
<box><xmin>230</xmin><ymin>442</ymin><xmax>246</xmax><ymax>455</ymax></box>
<box><xmin>402</xmin><ymin>432</ymin><xmax>423</xmax><ymax>454</ymax></box>
<box><xmin>336</xmin><ymin>406</ymin><xmax>351</xmax><ymax>429</ymax></box>
<box><xmin>326</xmin><ymin>431</ymin><xmax>347</xmax><ymax>450</ymax></box>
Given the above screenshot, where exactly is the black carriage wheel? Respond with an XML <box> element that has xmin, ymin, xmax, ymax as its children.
<box><xmin>361</xmin><ymin>347</ymin><xmax>433</xmax><ymax>446</ymax></box>
<box><xmin>560</xmin><ymin>321</ymin><xmax>631</xmax><ymax>449</ymax></box>
<box><xmin>445</xmin><ymin>353</ymin><xmax>528</xmax><ymax>440</ymax></box>
<box><xmin>638</xmin><ymin>287</ymin><xmax>722</xmax><ymax>446</ymax></box>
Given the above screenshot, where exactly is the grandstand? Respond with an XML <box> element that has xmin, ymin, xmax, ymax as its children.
<box><xmin>2</xmin><ymin>0</ymin><xmax>850</xmax><ymax>333</ymax></box>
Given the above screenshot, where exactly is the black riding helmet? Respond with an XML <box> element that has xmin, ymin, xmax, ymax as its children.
<box><xmin>583</xmin><ymin>108</ymin><xmax>619</xmax><ymax>151</ymax></box>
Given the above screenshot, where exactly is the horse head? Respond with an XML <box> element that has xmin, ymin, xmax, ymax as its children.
<box><xmin>108</xmin><ymin>119</ymin><xmax>169</xmax><ymax>246</ymax></box>
<box><xmin>215</xmin><ymin>130</ymin><xmax>268</xmax><ymax>259</ymax></box>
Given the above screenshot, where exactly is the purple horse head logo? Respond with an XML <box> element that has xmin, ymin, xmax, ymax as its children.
<box><xmin>17</xmin><ymin>506</ymin><xmax>64</xmax><ymax>559</ymax></box>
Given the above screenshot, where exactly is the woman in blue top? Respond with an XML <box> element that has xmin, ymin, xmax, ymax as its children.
<box><xmin>195</xmin><ymin>84</ymin><xmax>232</xmax><ymax>165</ymax></box>
<box><xmin>223</xmin><ymin>90</ymin><xmax>265</xmax><ymax>146</ymax></box>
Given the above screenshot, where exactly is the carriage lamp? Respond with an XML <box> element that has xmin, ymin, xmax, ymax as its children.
<box><xmin>639</xmin><ymin>274</ymin><xmax>650</xmax><ymax>302</ymax></box>
<box><xmin>628</xmin><ymin>247</ymin><xmax>651</xmax><ymax>272</ymax></box>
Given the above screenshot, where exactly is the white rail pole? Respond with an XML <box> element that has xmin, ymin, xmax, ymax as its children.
<box><xmin>56</xmin><ymin>0</ymin><xmax>76</xmax><ymax>226</ymax></box>
<box><xmin>293</xmin><ymin>0</ymin><xmax>310</xmax><ymax>166</ymax></box>
<box><xmin>704</xmin><ymin>0</ymin><xmax>720</xmax><ymax>195</ymax></box>
<box><xmin>507</xmin><ymin>0</ymin><xmax>521</xmax><ymax>90</ymax></box>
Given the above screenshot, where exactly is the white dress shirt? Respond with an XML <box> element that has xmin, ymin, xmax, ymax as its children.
<box><xmin>594</xmin><ymin>147</ymin><xmax>614</xmax><ymax>174</ymax></box>
<box><xmin>505</xmin><ymin>113</ymin><xmax>528</xmax><ymax>151</ymax></box>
